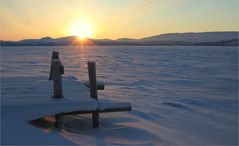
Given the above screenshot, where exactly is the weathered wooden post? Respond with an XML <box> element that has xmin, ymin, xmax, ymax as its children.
<box><xmin>49</xmin><ymin>51</ymin><xmax>59</xmax><ymax>80</ymax></box>
<box><xmin>52</xmin><ymin>59</ymin><xmax>63</xmax><ymax>98</ymax></box>
<box><xmin>87</xmin><ymin>61</ymin><xmax>99</xmax><ymax>128</ymax></box>
<box><xmin>49</xmin><ymin>51</ymin><xmax>64</xmax><ymax>128</ymax></box>
<box><xmin>49</xmin><ymin>51</ymin><xmax>64</xmax><ymax>99</ymax></box>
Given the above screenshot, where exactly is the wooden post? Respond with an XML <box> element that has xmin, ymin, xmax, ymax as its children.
<box><xmin>49</xmin><ymin>51</ymin><xmax>59</xmax><ymax>80</ymax></box>
<box><xmin>87</xmin><ymin>61</ymin><xmax>99</xmax><ymax>128</ymax></box>
<box><xmin>49</xmin><ymin>51</ymin><xmax>64</xmax><ymax>99</ymax></box>
<box><xmin>54</xmin><ymin>114</ymin><xmax>63</xmax><ymax>128</ymax></box>
<box><xmin>52</xmin><ymin>59</ymin><xmax>63</xmax><ymax>99</ymax></box>
<box><xmin>49</xmin><ymin>51</ymin><xmax>64</xmax><ymax>127</ymax></box>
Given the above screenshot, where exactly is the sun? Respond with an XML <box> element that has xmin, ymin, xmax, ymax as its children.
<box><xmin>67</xmin><ymin>20</ymin><xmax>94</xmax><ymax>39</ymax></box>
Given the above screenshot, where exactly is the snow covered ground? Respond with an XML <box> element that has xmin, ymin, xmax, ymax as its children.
<box><xmin>1</xmin><ymin>46</ymin><xmax>238</xmax><ymax>145</ymax></box>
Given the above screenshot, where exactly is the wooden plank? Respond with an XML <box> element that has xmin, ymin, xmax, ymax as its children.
<box><xmin>98</xmin><ymin>101</ymin><xmax>132</xmax><ymax>113</ymax></box>
<box><xmin>59</xmin><ymin>106</ymin><xmax>132</xmax><ymax>115</ymax></box>
<box><xmin>58</xmin><ymin>101</ymin><xmax>132</xmax><ymax>115</ymax></box>
<box><xmin>87</xmin><ymin>61</ymin><xmax>99</xmax><ymax>128</ymax></box>
<box><xmin>83</xmin><ymin>80</ymin><xmax>105</xmax><ymax>90</ymax></box>
<box><xmin>99</xmin><ymin>106</ymin><xmax>132</xmax><ymax>113</ymax></box>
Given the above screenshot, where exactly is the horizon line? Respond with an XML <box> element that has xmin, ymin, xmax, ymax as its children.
<box><xmin>1</xmin><ymin>30</ymin><xmax>238</xmax><ymax>42</ymax></box>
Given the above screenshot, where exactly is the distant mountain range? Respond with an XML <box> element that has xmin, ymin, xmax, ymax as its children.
<box><xmin>1</xmin><ymin>31</ymin><xmax>238</xmax><ymax>46</ymax></box>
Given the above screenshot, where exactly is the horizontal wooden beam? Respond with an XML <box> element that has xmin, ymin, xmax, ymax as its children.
<box><xmin>58</xmin><ymin>104</ymin><xmax>132</xmax><ymax>115</ymax></box>
<box><xmin>99</xmin><ymin>106</ymin><xmax>132</xmax><ymax>113</ymax></box>
<box><xmin>83</xmin><ymin>81</ymin><xmax>105</xmax><ymax>90</ymax></box>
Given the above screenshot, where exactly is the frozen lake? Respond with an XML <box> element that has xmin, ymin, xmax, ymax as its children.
<box><xmin>1</xmin><ymin>46</ymin><xmax>238</xmax><ymax>145</ymax></box>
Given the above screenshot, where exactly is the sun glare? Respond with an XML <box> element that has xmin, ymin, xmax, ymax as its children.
<box><xmin>67</xmin><ymin>20</ymin><xmax>94</xmax><ymax>39</ymax></box>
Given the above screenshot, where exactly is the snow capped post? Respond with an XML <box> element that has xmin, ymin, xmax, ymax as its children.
<box><xmin>49</xmin><ymin>51</ymin><xmax>64</xmax><ymax>99</ymax></box>
<box><xmin>87</xmin><ymin>61</ymin><xmax>99</xmax><ymax>128</ymax></box>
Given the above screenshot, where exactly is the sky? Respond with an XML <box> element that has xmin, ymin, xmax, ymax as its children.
<box><xmin>0</xmin><ymin>0</ymin><xmax>238</xmax><ymax>41</ymax></box>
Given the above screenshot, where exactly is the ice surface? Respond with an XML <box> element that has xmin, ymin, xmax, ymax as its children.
<box><xmin>1</xmin><ymin>46</ymin><xmax>238</xmax><ymax>145</ymax></box>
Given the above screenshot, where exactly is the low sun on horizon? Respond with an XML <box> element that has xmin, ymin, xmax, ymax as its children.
<box><xmin>67</xmin><ymin>20</ymin><xmax>94</xmax><ymax>40</ymax></box>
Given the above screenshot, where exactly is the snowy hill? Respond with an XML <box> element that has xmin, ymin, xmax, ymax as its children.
<box><xmin>141</xmin><ymin>32</ymin><xmax>238</xmax><ymax>43</ymax></box>
<box><xmin>1</xmin><ymin>31</ymin><xmax>238</xmax><ymax>46</ymax></box>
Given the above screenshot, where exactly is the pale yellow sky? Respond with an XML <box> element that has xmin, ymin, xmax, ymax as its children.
<box><xmin>0</xmin><ymin>0</ymin><xmax>238</xmax><ymax>41</ymax></box>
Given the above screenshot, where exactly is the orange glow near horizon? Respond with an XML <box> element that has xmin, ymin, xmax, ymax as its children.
<box><xmin>66</xmin><ymin>20</ymin><xmax>94</xmax><ymax>40</ymax></box>
<box><xmin>68</xmin><ymin>34</ymin><xmax>95</xmax><ymax>46</ymax></box>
